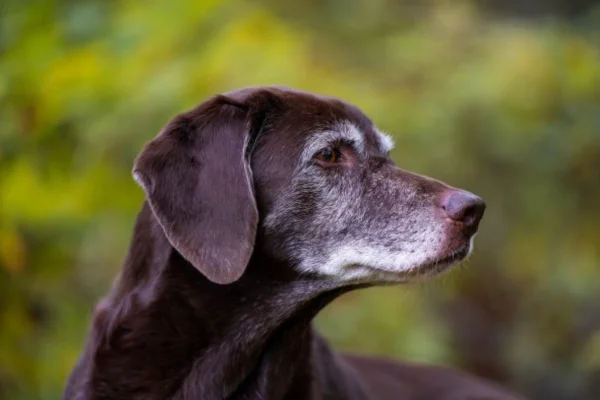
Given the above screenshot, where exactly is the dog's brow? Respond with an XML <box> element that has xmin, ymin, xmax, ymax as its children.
<box><xmin>301</xmin><ymin>121</ymin><xmax>365</xmax><ymax>164</ymax></box>
<box><xmin>375</xmin><ymin>129</ymin><xmax>394</xmax><ymax>153</ymax></box>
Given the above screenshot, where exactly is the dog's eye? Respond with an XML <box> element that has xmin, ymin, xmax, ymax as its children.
<box><xmin>314</xmin><ymin>148</ymin><xmax>341</xmax><ymax>164</ymax></box>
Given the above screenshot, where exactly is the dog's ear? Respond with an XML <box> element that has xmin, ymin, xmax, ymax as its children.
<box><xmin>132</xmin><ymin>95</ymin><xmax>258</xmax><ymax>284</ymax></box>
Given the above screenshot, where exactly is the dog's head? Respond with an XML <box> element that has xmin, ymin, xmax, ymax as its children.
<box><xmin>133</xmin><ymin>86</ymin><xmax>485</xmax><ymax>285</ymax></box>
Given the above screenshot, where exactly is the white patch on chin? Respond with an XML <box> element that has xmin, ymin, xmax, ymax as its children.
<box><xmin>375</xmin><ymin>129</ymin><xmax>395</xmax><ymax>153</ymax></box>
<box><xmin>308</xmin><ymin>236</ymin><xmax>468</xmax><ymax>283</ymax></box>
<box><xmin>318</xmin><ymin>243</ymin><xmax>433</xmax><ymax>282</ymax></box>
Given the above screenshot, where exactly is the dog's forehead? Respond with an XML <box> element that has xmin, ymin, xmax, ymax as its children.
<box><xmin>273</xmin><ymin>89</ymin><xmax>392</xmax><ymax>155</ymax></box>
<box><xmin>222</xmin><ymin>86</ymin><xmax>393</xmax><ymax>155</ymax></box>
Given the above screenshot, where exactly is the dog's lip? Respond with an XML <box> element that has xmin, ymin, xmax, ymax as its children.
<box><xmin>431</xmin><ymin>245</ymin><xmax>469</xmax><ymax>266</ymax></box>
<box><xmin>417</xmin><ymin>244</ymin><xmax>470</xmax><ymax>274</ymax></box>
<box><xmin>351</xmin><ymin>242</ymin><xmax>472</xmax><ymax>282</ymax></box>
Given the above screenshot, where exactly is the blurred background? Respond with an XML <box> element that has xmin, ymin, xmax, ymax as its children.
<box><xmin>1</xmin><ymin>0</ymin><xmax>600</xmax><ymax>399</ymax></box>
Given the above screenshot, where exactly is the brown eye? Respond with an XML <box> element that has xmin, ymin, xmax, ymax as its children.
<box><xmin>315</xmin><ymin>148</ymin><xmax>341</xmax><ymax>164</ymax></box>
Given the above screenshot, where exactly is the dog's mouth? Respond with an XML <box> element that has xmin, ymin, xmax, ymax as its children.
<box><xmin>343</xmin><ymin>238</ymin><xmax>475</xmax><ymax>284</ymax></box>
<box><xmin>415</xmin><ymin>239</ymin><xmax>476</xmax><ymax>279</ymax></box>
<box><xmin>420</xmin><ymin>244</ymin><xmax>470</xmax><ymax>274</ymax></box>
<box><xmin>355</xmin><ymin>244</ymin><xmax>472</xmax><ymax>285</ymax></box>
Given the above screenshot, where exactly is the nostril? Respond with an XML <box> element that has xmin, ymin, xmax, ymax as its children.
<box><xmin>441</xmin><ymin>191</ymin><xmax>486</xmax><ymax>227</ymax></box>
<box><xmin>462</xmin><ymin>203</ymin><xmax>477</xmax><ymax>222</ymax></box>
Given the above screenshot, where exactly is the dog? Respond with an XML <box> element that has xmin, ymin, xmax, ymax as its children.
<box><xmin>63</xmin><ymin>86</ymin><xmax>525</xmax><ymax>399</ymax></box>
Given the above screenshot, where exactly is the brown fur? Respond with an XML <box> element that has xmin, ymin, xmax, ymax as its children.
<box><xmin>63</xmin><ymin>87</ymin><xmax>524</xmax><ymax>400</ymax></box>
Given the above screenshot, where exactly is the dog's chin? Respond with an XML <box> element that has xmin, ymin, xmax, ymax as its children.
<box><xmin>361</xmin><ymin>242</ymin><xmax>473</xmax><ymax>285</ymax></box>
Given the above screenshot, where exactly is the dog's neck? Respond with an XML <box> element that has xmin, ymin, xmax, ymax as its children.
<box><xmin>166</xmin><ymin>256</ymin><xmax>351</xmax><ymax>400</ymax></box>
<box><xmin>89</xmin><ymin>204</ymin><xmax>366</xmax><ymax>400</ymax></box>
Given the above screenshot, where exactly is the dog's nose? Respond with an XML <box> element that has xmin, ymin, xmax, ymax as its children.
<box><xmin>441</xmin><ymin>190</ymin><xmax>486</xmax><ymax>232</ymax></box>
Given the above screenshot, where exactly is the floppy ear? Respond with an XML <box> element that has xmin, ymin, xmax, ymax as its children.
<box><xmin>132</xmin><ymin>95</ymin><xmax>258</xmax><ymax>284</ymax></box>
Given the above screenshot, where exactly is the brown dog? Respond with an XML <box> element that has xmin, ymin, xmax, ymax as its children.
<box><xmin>63</xmin><ymin>86</ymin><xmax>525</xmax><ymax>399</ymax></box>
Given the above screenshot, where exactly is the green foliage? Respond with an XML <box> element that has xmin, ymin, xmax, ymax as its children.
<box><xmin>1</xmin><ymin>1</ymin><xmax>599</xmax><ymax>398</ymax></box>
